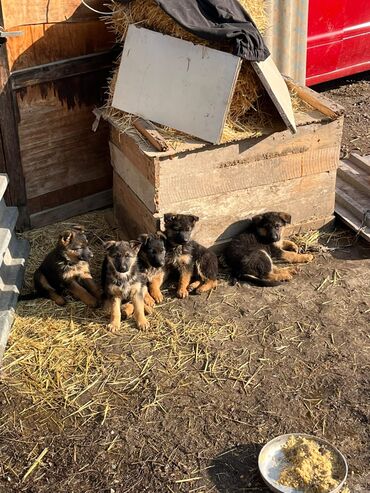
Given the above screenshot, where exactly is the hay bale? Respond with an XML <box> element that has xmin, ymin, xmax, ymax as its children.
<box><xmin>104</xmin><ymin>0</ymin><xmax>270</xmax><ymax>142</ymax></box>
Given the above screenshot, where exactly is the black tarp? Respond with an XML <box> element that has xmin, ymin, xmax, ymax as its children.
<box><xmin>117</xmin><ymin>0</ymin><xmax>269</xmax><ymax>61</ymax></box>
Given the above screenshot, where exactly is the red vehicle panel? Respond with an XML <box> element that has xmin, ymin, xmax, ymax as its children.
<box><xmin>306</xmin><ymin>0</ymin><xmax>370</xmax><ymax>85</ymax></box>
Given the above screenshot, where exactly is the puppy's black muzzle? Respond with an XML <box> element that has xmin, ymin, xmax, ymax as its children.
<box><xmin>80</xmin><ymin>248</ymin><xmax>93</xmax><ymax>261</ymax></box>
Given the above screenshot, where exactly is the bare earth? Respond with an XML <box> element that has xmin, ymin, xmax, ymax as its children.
<box><xmin>0</xmin><ymin>74</ymin><xmax>369</xmax><ymax>493</ymax></box>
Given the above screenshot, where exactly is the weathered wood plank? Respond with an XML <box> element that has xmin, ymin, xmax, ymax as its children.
<box><xmin>0</xmin><ymin>4</ymin><xmax>29</xmax><ymax>229</ymax></box>
<box><xmin>110</xmin><ymin>126</ymin><xmax>159</xmax><ymax>185</ymax></box>
<box><xmin>110</xmin><ymin>142</ymin><xmax>157</xmax><ymax>213</ymax></box>
<box><xmin>158</xmin><ymin>118</ymin><xmax>342</xmax><ymax>206</ymax></box>
<box><xmin>16</xmin><ymin>79</ymin><xmax>111</xmax><ymax>200</ymax></box>
<box><xmin>11</xmin><ymin>51</ymin><xmax>115</xmax><ymax>90</ymax></box>
<box><xmin>27</xmin><ymin>175</ymin><xmax>112</xmax><ymax>214</ymax></box>
<box><xmin>338</xmin><ymin>162</ymin><xmax>370</xmax><ymax>197</ymax></box>
<box><xmin>161</xmin><ymin>171</ymin><xmax>336</xmax><ymax>247</ymax></box>
<box><xmin>335</xmin><ymin>204</ymin><xmax>370</xmax><ymax>242</ymax></box>
<box><xmin>30</xmin><ymin>189</ymin><xmax>112</xmax><ymax>229</ymax></box>
<box><xmin>113</xmin><ymin>171</ymin><xmax>158</xmax><ymax>239</ymax></box>
<box><xmin>348</xmin><ymin>153</ymin><xmax>370</xmax><ymax>172</ymax></box>
<box><xmin>2</xmin><ymin>1</ymin><xmax>108</xmax><ymax>29</ymax></box>
<box><xmin>6</xmin><ymin>21</ymin><xmax>113</xmax><ymax>71</ymax></box>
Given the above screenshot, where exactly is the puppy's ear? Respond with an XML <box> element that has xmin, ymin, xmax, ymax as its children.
<box><xmin>72</xmin><ymin>224</ymin><xmax>84</xmax><ymax>233</ymax></box>
<box><xmin>252</xmin><ymin>214</ymin><xmax>264</xmax><ymax>225</ymax></box>
<box><xmin>129</xmin><ymin>240</ymin><xmax>142</xmax><ymax>254</ymax></box>
<box><xmin>137</xmin><ymin>234</ymin><xmax>149</xmax><ymax>245</ymax></box>
<box><xmin>103</xmin><ymin>240</ymin><xmax>117</xmax><ymax>251</ymax></box>
<box><xmin>164</xmin><ymin>213</ymin><xmax>175</xmax><ymax>224</ymax></box>
<box><xmin>278</xmin><ymin>212</ymin><xmax>291</xmax><ymax>225</ymax></box>
<box><xmin>59</xmin><ymin>230</ymin><xmax>74</xmax><ymax>246</ymax></box>
<box><xmin>190</xmin><ymin>215</ymin><xmax>199</xmax><ymax>224</ymax></box>
<box><xmin>156</xmin><ymin>231</ymin><xmax>167</xmax><ymax>240</ymax></box>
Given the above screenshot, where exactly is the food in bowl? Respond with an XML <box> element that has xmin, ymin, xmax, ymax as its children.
<box><xmin>278</xmin><ymin>435</ymin><xmax>343</xmax><ymax>493</ymax></box>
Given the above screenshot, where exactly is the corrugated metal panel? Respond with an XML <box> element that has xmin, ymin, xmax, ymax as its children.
<box><xmin>263</xmin><ymin>0</ymin><xmax>309</xmax><ymax>84</ymax></box>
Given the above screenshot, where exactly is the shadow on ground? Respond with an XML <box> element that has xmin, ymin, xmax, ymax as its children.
<box><xmin>209</xmin><ymin>443</ymin><xmax>270</xmax><ymax>493</ymax></box>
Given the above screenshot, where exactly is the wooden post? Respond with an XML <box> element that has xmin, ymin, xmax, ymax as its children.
<box><xmin>0</xmin><ymin>2</ymin><xmax>30</xmax><ymax>230</ymax></box>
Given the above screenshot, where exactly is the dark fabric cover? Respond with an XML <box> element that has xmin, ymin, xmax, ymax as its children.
<box><xmin>117</xmin><ymin>0</ymin><xmax>269</xmax><ymax>61</ymax></box>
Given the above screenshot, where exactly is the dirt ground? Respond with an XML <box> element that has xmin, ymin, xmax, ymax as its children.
<box><xmin>0</xmin><ymin>75</ymin><xmax>369</xmax><ymax>493</ymax></box>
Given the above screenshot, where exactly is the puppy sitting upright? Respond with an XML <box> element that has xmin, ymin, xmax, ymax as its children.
<box><xmin>101</xmin><ymin>240</ymin><xmax>150</xmax><ymax>332</ymax></box>
<box><xmin>20</xmin><ymin>225</ymin><xmax>100</xmax><ymax>307</ymax></box>
<box><xmin>137</xmin><ymin>233</ymin><xmax>166</xmax><ymax>304</ymax></box>
<box><xmin>225</xmin><ymin>211</ymin><xmax>313</xmax><ymax>286</ymax></box>
<box><xmin>164</xmin><ymin>213</ymin><xmax>218</xmax><ymax>299</ymax></box>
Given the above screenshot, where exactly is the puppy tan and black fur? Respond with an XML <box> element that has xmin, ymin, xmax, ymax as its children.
<box><xmin>137</xmin><ymin>232</ymin><xmax>166</xmax><ymax>304</ymax></box>
<box><xmin>101</xmin><ymin>240</ymin><xmax>150</xmax><ymax>332</ymax></box>
<box><xmin>225</xmin><ymin>211</ymin><xmax>313</xmax><ymax>286</ymax></box>
<box><xmin>19</xmin><ymin>225</ymin><xmax>101</xmax><ymax>306</ymax></box>
<box><xmin>164</xmin><ymin>213</ymin><xmax>218</xmax><ymax>299</ymax></box>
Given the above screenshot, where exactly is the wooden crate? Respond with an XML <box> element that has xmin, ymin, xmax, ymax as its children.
<box><xmin>0</xmin><ymin>1</ymin><xmax>114</xmax><ymax>229</ymax></box>
<box><xmin>110</xmin><ymin>85</ymin><xmax>344</xmax><ymax>247</ymax></box>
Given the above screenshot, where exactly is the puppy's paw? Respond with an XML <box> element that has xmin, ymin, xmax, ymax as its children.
<box><xmin>86</xmin><ymin>297</ymin><xmax>99</xmax><ymax>308</ymax></box>
<box><xmin>107</xmin><ymin>322</ymin><xmax>120</xmax><ymax>333</ymax></box>
<box><xmin>145</xmin><ymin>293</ymin><xmax>156</xmax><ymax>307</ymax></box>
<box><xmin>177</xmin><ymin>288</ymin><xmax>189</xmax><ymax>299</ymax></box>
<box><xmin>301</xmin><ymin>253</ymin><xmax>314</xmax><ymax>263</ymax></box>
<box><xmin>188</xmin><ymin>281</ymin><xmax>201</xmax><ymax>293</ymax></box>
<box><xmin>137</xmin><ymin>317</ymin><xmax>150</xmax><ymax>331</ymax></box>
<box><xmin>55</xmin><ymin>296</ymin><xmax>66</xmax><ymax>306</ymax></box>
<box><xmin>153</xmin><ymin>292</ymin><xmax>164</xmax><ymax>303</ymax></box>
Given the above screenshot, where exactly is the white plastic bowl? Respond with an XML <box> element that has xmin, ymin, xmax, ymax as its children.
<box><xmin>258</xmin><ymin>433</ymin><xmax>348</xmax><ymax>493</ymax></box>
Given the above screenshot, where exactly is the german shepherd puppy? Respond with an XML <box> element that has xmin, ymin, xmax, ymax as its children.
<box><xmin>225</xmin><ymin>211</ymin><xmax>314</xmax><ymax>286</ymax></box>
<box><xmin>101</xmin><ymin>240</ymin><xmax>150</xmax><ymax>332</ymax></box>
<box><xmin>137</xmin><ymin>233</ymin><xmax>166</xmax><ymax>304</ymax></box>
<box><xmin>164</xmin><ymin>213</ymin><xmax>218</xmax><ymax>298</ymax></box>
<box><xmin>19</xmin><ymin>225</ymin><xmax>100</xmax><ymax>306</ymax></box>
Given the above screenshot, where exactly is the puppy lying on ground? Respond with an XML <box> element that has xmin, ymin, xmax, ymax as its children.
<box><xmin>164</xmin><ymin>213</ymin><xmax>218</xmax><ymax>298</ymax></box>
<box><xmin>101</xmin><ymin>240</ymin><xmax>150</xmax><ymax>332</ymax></box>
<box><xmin>19</xmin><ymin>225</ymin><xmax>100</xmax><ymax>307</ymax></box>
<box><xmin>225</xmin><ymin>211</ymin><xmax>313</xmax><ymax>286</ymax></box>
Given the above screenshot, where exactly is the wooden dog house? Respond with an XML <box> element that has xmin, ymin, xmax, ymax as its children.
<box><xmin>109</xmin><ymin>86</ymin><xmax>344</xmax><ymax>248</ymax></box>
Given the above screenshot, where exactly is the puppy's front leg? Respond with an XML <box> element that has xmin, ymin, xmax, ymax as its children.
<box><xmin>280</xmin><ymin>250</ymin><xmax>313</xmax><ymax>263</ymax></box>
<box><xmin>108</xmin><ymin>296</ymin><xmax>122</xmax><ymax>332</ymax></box>
<box><xmin>132</xmin><ymin>285</ymin><xmax>149</xmax><ymax>330</ymax></box>
<box><xmin>282</xmin><ymin>240</ymin><xmax>299</xmax><ymax>252</ymax></box>
<box><xmin>68</xmin><ymin>280</ymin><xmax>98</xmax><ymax>307</ymax></box>
<box><xmin>149</xmin><ymin>271</ymin><xmax>164</xmax><ymax>303</ymax></box>
<box><xmin>177</xmin><ymin>270</ymin><xmax>192</xmax><ymax>299</ymax></box>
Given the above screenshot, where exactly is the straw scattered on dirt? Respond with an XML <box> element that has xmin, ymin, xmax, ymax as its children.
<box><xmin>1</xmin><ymin>211</ymin><xmax>369</xmax><ymax>492</ymax></box>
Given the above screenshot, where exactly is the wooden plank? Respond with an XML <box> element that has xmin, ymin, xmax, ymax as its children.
<box><xmin>109</xmin><ymin>142</ymin><xmax>157</xmax><ymax>214</ymax></box>
<box><xmin>338</xmin><ymin>162</ymin><xmax>370</xmax><ymax>197</ymax></box>
<box><xmin>158</xmin><ymin>118</ymin><xmax>342</xmax><ymax>206</ymax></box>
<box><xmin>0</xmin><ymin>4</ymin><xmax>29</xmax><ymax>229</ymax></box>
<box><xmin>6</xmin><ymin>21</ymin><xmax>113</xmax><ymax>71</ymax></box>
<box><xmin>284</xmin><ymin>77</ymin><xmax>345</xmax><ymax>117</ymax></box>
<box><xmin>113</xmin><ymin>171</ymin><xmax>158</xmax><ymax>239</ymax></box>
<box><xmin>16</xmin><ymin>78</ymin><xmax>111</xmax><ymax>201</ymax></box>
<box><xmin>112</xmin><ymin>25</ymin><xmax>242</xmax><ymax>144</ymax></box>
<box><xmin>11</xmin><ymin>51</ymin><xmax>115</xmax><ymax>90</ymax></box>
<box><xmin>335</xmin><ymin>204</ymin><xmax>370</xmax><ymax>242</ymax></box>
<box><xmin>336</xmin><ymin>176</ymin><xmax>370</xmax><ymax>216</ymax></box>
<box><xmin>336</xmin><ymin>189</ymin><xmax>370</xmax><ymax>225</ymax></box>
<box><xmin>110</xmin><ymin>126</ymin><xmax>159</xmax><ymax>185</ymax></box>
<box><xmin>163</xmin><ymin>171</ymin><xmax>336</xmax><ymax>247</ymax></box>
<box><xmin>30</xmin><ymin>189</ymin><xmax>112</xmax><ymax>229</ymax></box>
<box><xmin>2</xmin><ymin>1</ymin><xmax>108</xmax><ymax>28</ymax></box>
<box><xmin>27</xmin><ymin>176</ymin><xmax>112</xmax><ymax>214</ymax></box>
<box><xmin>132</xmin><ymin>118</ymin><xmax>169</xmax><ymax>152</ymax></box>
<box><xmin>252</xmin><ymin>57</ymin><xmax>296</xmax><ymax>133</ymax></box>
<box><xmin>348</xmin><ymin>153</ymin><xmax>370</xmax><ymax>173</ymax></box>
